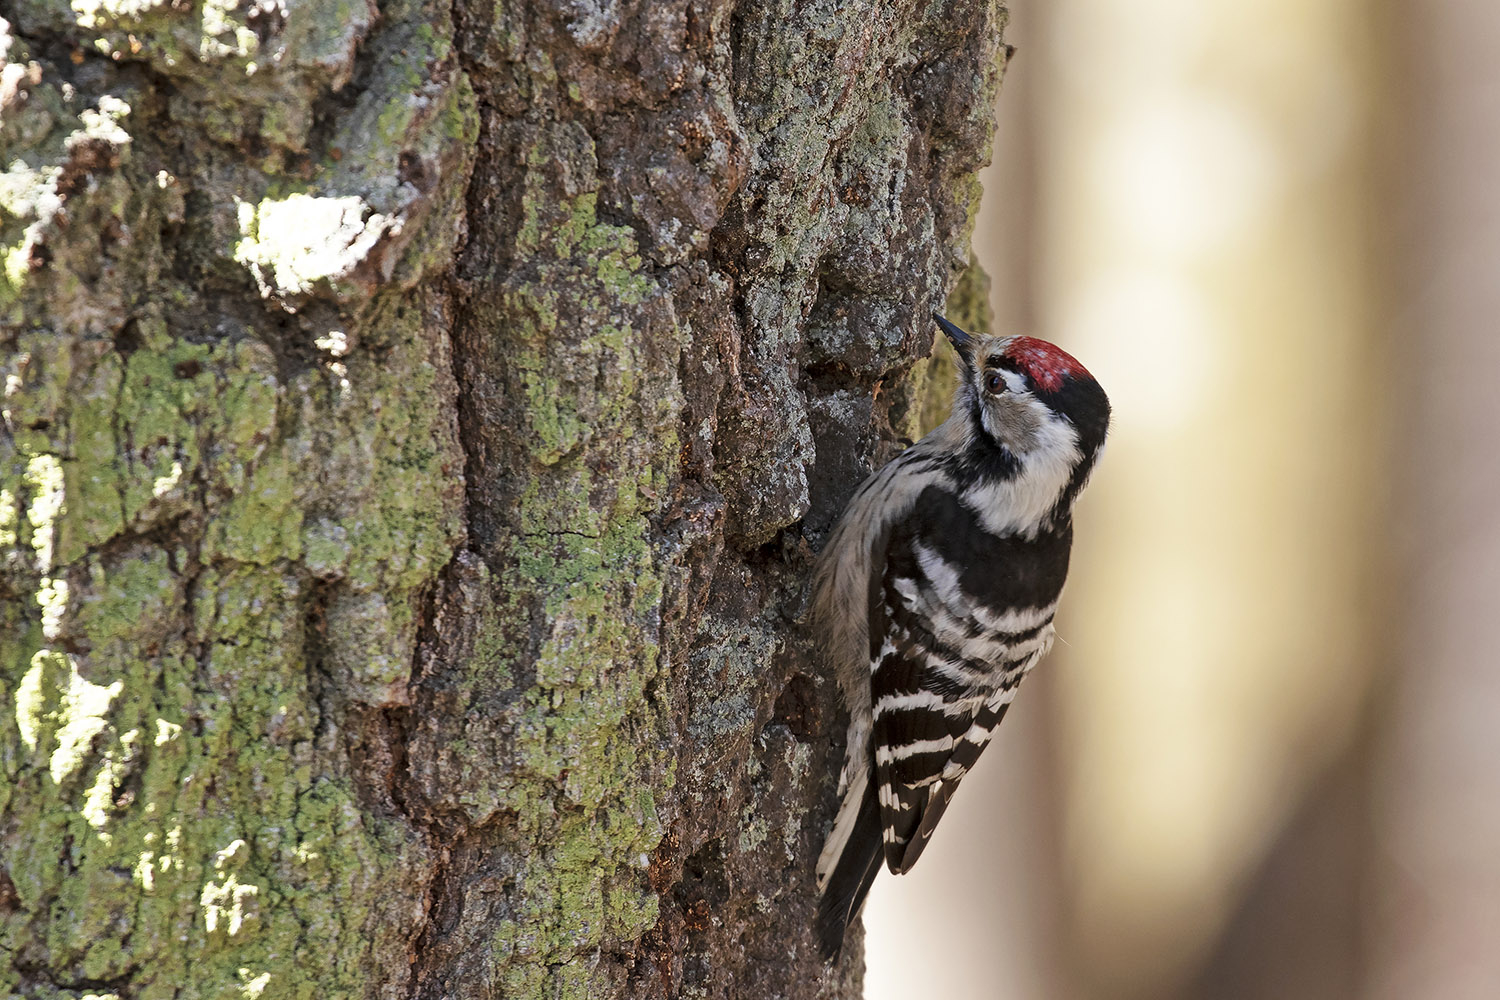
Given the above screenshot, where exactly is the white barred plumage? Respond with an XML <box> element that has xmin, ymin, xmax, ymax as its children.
<box><xmin>811</xmin><ymin>315</ymin><xmax>1110</xmax><ymax>960</ymax></box>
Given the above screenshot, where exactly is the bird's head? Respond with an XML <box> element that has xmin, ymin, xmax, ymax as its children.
<box><xmin>934</xmin><ymin>315</ymin><xmax>1111</xmax><ymax>511</ymax></box>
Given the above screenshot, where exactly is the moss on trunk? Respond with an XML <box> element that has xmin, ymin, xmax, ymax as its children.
<box><xmin>0</xmin><ymin>0</ymin><xmax>1007</xmax><ymax>996</ymax></box>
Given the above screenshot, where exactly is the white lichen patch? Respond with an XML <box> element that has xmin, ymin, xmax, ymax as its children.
<box><xmin>0</xmin><ymin>487</ymin><xmax>17</xmax><ymax>547</ymax></box>
<box><xmin>81</xmin><ymin>731</ymin><xmax>137</xmax><ymax>838</ymax></box>
<box><xmin>200</xmin><ymin>872</ymin><xmax>261</xmax><ymax>936</ymax></box>
<box><xmin>71</xmin><ymin>0</ymin><xmax>167</xmax><ymax>29</ymax></box>
<box><xmin>214</xmin><ymin>839</ymin><xmax>249</xmax><ymax>870</ymax></box>
<box><xmin>197</xmin><ymin>0</ymin><xmax>262</xmax><ymax>61</ymax></box>
<box><xmin>235</xmin><ymin>194</ymin><xmax>393</xmax><ymax>296</ymax></box>
<box><xmin>135</xmin><ymin>849</ymin><xmax>157</xmax><ymax>891</ymax></box>
<box><xmin>152</xmin><ymin>459</ymin><xmax>184</xmax><ymax>499</ymax></box>
<box><xmin>38</xmin><ymin>576</ymin><xmax>68</xmax><ymax>638</ymax></box>
<box><xmin>313</xmin><ymin>329</ymin><xmax>349</xmax><ymax>357</ymax></box>
<box><xmin>14</xmin><ymin>650</ymin><xmax>59</xmax><ymax>751</ymax></box>
<box><xmin>24</xmin><ymin>453</ymin><xmax>65</xmax><ymax>570</ymax></box>
<box><xmin>1</xmin><ymin>163</ymin><xmax>63</xmax><ymax>230</ymax></box>
<box><xmin>49</xmin><ymin>652</ymin><xmax>124</xmax><ymax>784</ymax></box>
<box><xmin>237</xmin><ymin>968</ymin><xmax>273</xmax><ymax>998</ymax></box>
<box><xmin>77</xmin><ymin>95</ymin><xmax>133</xmax><ymax>143</ymax></box>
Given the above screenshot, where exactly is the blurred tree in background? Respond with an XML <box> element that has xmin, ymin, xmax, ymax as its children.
<box><xmin>868</xmin><ymin>2</ymin><xmax>1500</xmax><ymax>999</ymax></box>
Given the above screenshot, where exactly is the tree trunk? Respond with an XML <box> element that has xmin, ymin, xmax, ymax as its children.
<box><xmin>0</xmin><ymin>1</ymin><xmax>1006</xmax><ymax>996</ymax></box>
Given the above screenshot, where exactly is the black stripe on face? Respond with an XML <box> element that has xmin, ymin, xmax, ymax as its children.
<box><xmin>953</xmin><ymin>408</ymin><xmax>1022</xmax><ymax>488</ymax></box>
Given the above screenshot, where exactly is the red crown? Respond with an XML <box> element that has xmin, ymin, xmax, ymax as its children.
<box><xmin>1002</xmin><ymin>337</ymin><xmax>1092</xmax><ymax>393</ymax></box>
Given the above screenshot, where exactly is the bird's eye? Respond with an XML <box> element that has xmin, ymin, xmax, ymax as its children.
<box><xmin>984</xmin><ymin>372</ymin><xmax>1006</xmax><ymax>394</ymax></box>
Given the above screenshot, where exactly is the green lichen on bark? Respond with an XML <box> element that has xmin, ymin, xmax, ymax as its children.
<box><xmin>418</xmin><ymin>0</ymin><xmax>1007</xmax><ymax>997</ymax></box>
<box><xmin>1</xmin><ymin>327</ymin><xmax>464</xmax><ymax>997</ymax></box>
<box><xmin>406</xmin><ymin>104</ymin><xmax>688</xmax><ymax>994</ymax></box>
<box><xmin>1</xmin><ymin>0</ymin><xmax>474</xmax><ymax>995</ymax></box>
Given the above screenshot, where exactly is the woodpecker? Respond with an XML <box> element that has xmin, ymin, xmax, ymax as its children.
<box><xmin>811</xmin><ymin>315</ymin><xmax>1110</xmax><ymax>960</ymax></box>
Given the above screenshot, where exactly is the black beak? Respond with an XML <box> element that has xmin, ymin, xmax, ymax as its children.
<box><xmin>933</xmin><ymin>314</ymin><xmax>975</xmax><ymax>360</ymax></box>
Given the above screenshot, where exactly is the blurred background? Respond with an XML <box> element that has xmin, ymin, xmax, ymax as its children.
<box><xmin>864</xmin><ymin>0</ymin><xmax>1500</xmax><ymax>997</ymax></box>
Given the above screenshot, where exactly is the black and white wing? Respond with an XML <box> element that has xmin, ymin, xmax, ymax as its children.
<box><xmin>815</xmin><ymin>484</ymin><xmax>1057</xmax><ymax>956</ymax></box>
<box><xmin>869</xmin><ymin>497</ymin><xmax>1023</xmax><ymax>873</ymax></box>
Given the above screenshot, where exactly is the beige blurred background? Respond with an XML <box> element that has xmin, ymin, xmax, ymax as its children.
<box><xmin>864</xmin><ymin>1</ymin><xmax>1500</xmax><ymax>997</ymax></box>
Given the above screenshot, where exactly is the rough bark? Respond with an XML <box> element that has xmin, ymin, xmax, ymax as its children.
<box><xmin>0</xmin><ymin>0</ymin><xmax>1006</xmax><ymax>997</ymax></box>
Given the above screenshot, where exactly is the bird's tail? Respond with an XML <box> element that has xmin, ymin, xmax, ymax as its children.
<box><xmin>815</xmin><ymin>767</ymin><xmax>885</xmax><ymax>960</ymax></box>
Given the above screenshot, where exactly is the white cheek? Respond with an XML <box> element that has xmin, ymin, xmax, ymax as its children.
<box><xmin>967</xmin><ymin>404</ymin><xmax>1082</xmax><ymax>537</ymax></box>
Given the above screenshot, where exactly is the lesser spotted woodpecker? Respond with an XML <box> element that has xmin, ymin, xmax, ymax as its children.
<box><xmin>812</xmin><ymin>315</ymin><xmax>1110</xmax><ymax>960</ymax></box>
